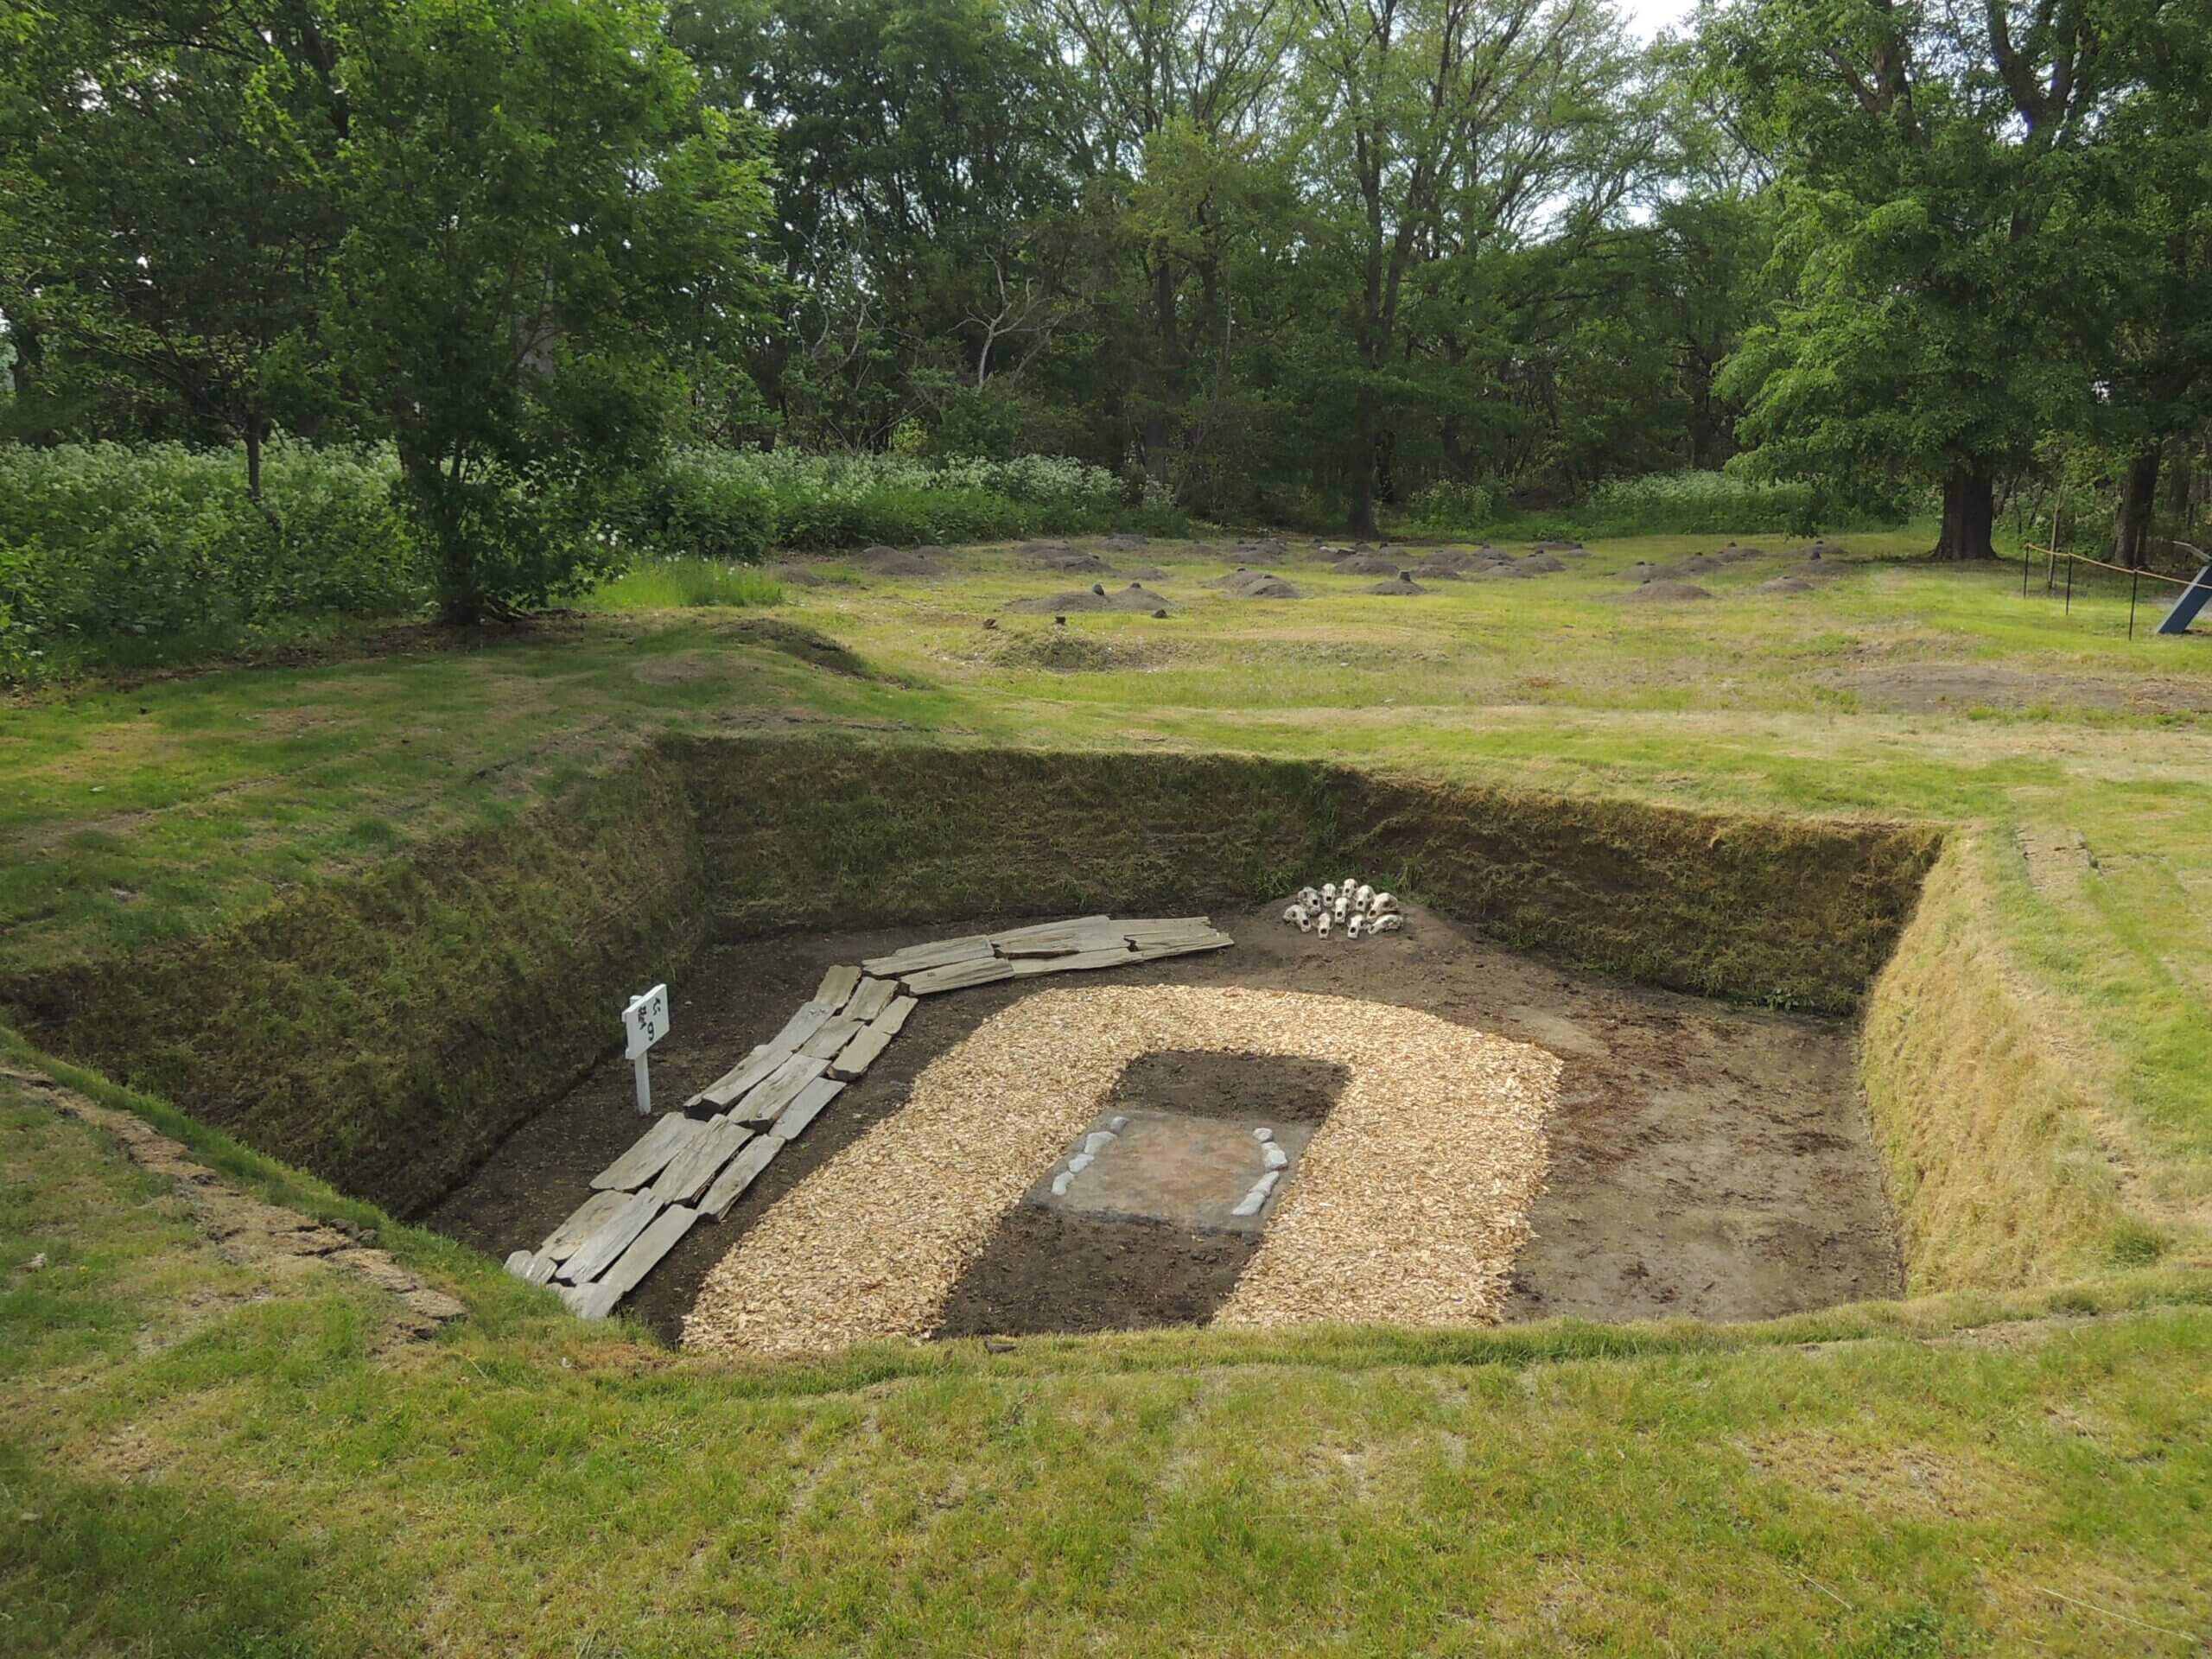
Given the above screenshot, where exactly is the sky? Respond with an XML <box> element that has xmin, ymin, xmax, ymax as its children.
<box><xmin>1620</xmin><ymin>0</ymin><xmax>1701</xmax><ymax>39</ymax></box>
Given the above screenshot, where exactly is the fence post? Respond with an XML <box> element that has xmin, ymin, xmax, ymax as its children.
<box><xmin>2130</xmin><ymin>565</ymin><xmax>2141</xmax><ymax>639</ymax></box>
<box><xmin>2064</xmin><ymin>554</ymin><xmax>2073</xmax><ymax>614</ymax></box>
<box><xmin>2022</xmin><ymin>541</ymin><xmax>2031</xmax><ymax>597</ymax></box>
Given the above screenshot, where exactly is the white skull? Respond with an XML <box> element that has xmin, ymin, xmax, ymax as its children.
<box><xmin>1297</xmin><ymin>887</ymin><xmax>1322</xmax><ymax>908</ymax></box>
<box><xmin>1282</xmin><ymin>903</ymin><xmax>1308</xmax><ymax>925</ymax></box>
<box><xmin>1355</xmin><ymin>883</ymin><xmax>1375</xmax><ymax>909</ymax></box>
<box><xmin>1332</xmin><ymin>895</ymin><xmax>1349</xmax><ymax>921</ymax></box>
<box><xmin>1321</xmin><ymin>882</ymin><xmax>1338</xmax><ymax>903</ymax></box>
<box><xmin>1370</xmin><ymin>912</ymin><xmax>1402</xmax><ymax>933</ymax></box>
<box><xmin>1347</xmin><ymin>913</ymin><xmax>1365</xmax><ymax>940</ymax></box>
<box><xmin>1296</xmin><ymin>911</ymin><xmax>1313</xmax><ymax>933</ymax></box>
<box><xmin>1317</xmin><ymin>911</ymin><xmax>1332</xmax><ymax>938</ymax></box>
<box><xmin>1370</xmin><ymin>892</ymin><xmax>1399</xmax><ymax>915</ymax></box>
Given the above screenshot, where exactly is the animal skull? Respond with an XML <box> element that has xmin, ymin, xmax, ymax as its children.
<box><xmin>1317</xmin><ymin>911</ymin><xmax>1332</xmax><ymax>939</ymax></box>
<box><xmin>1332</xmin><ymin>895</ymin><xmax>1350</xmax><ymax>921</ymax></box>
<box><xmin>1370</xmin><ymin>892</ymin><xmax>1399</xmax><ymax>914</ymax></box>
<box><xmin>1321</xmin><ymin>882</ymin><xmax>1338</xmax><ymax>903</ymax></box>
<box><xmin>1296</xmin><ymin>910</ymin><xmax>1313</xmax><ymax>933</ymax></box>
<box><xmin>1347</xmin><ymin>913</ymin><xmax>1365</xmax><ymax>940</ymax></box>
<box><xmin>1297</xmin><ymin>887</ymin><xmax>1322</xmax><ymax>908</ymax></box>
<box><xmin>1282</xmin><ymin>903</ymin><xmax>1308</xmax><ymax>925</ymax></box>
<box><xmin>1355</xmin><ymin>883</ymin><xmax>1375</xmax><ymax>909</ymax></box>
<box><xmin>1370</xmin><ymin>912</ymin><xmax>1402</xmax><ymax>933</ymax></box>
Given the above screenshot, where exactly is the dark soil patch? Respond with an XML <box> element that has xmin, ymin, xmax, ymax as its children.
<box><xmin>1332</xmin><ymin>553</ymin><xmax>1402</xmax><ymax>575</ymax></box>
<box><xmin>935</xmin><ymin>1208</ymin><xmax>1259</xmax><ymax>1337</ymax></box>
<box><xmin>1365</xmin><ymin>575</ymin><xmax>1428</xmax><ymax>595</ymax></box>
<box><xmin>1518</xmin><ymin>553</ymin><xmax>1566</xmax><ymax>574</ymax></box>
<box><xmin>1024</xmin><ymin>543</ymin><xmax>1114</xmax><ymax>574</ymax></box>
<box><xmin>1832</xmin><ymin>661</ymin><xmax>2212</xmax><ymax>715</ymax></box>
<box><xmin>429</xmin><ymin>900</ymin><xmax>1902</xmax><ymax>1339</ymax></box>
<box><xmin>1609</xmin><ymin>581</ymin><xmax>1713</xmax><ymax>604</ymax></box>
<box><xmin>1005</xmin><ymin>583</ymin><xmax>1172</xmax><ymax>615</ymax></box>
<box><xmin>723</xmin><ymin>618</ymin><xmax>880</xmax><ymax>677</ymax></box>
<box><xmin>768</xmin><ymin>563</ymin><xmax>828</xmax><ymax>587</ymax></box>
<box><xmin>1412</xmin><ymin>563</ymin><xmax>1465</xmax><ymax>580</ymax></box>
<box><xmin>1759</xmin><ymin>577</ymin><xmax>1815</xmax><ymax>595</ymax></box>
<box><xmin>1109</xmin><ymin>1050</ymin><xmax>1344</xmax><ymax>1125</ymax></box>
<box><xmin>1716</xmin><ymin>543</ymin><xmax>1767</xmax><ymax>562</ymax></box>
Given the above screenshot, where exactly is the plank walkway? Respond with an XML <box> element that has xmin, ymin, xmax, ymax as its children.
<box><xmin>512</xmin><ymin>915</ymin><xmax>1234</xmax><ymax>1319</ymax></box>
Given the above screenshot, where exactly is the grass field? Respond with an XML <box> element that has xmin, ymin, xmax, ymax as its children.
<box><xmin>5</xmin><ymin>528</ymin><xmax>2212</xmax><ymax>1653</ymax></box>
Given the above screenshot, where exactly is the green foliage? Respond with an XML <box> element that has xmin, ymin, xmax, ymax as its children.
<box><xmin>0</xmin><ymin>442</ymin><xmax>423</xmax><ymax>677</ymax></box>
<box><xmin>582</xmin><ymin>558</ymin><xmax>786</xmax><ymax>610</ymax></box>
<box><xmin>1407</xmin><ymin>480</ymin><xmax>1500</xmax><ymax>537</ymax></box>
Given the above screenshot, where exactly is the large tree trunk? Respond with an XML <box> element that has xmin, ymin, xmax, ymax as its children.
<box><xmin>1931</xmin><ymin>463</ymin><xmax>1997</xmax><ymax>560</ymax></box>
<box><xmin>1346</xmin><ymin>436</ymin><xmax>1380</xmax><ymax>538</ymax></box>
<box><xmin>2113</xmin><ymin>445</ymin><xmax>2161</xmax><ymax>567</ymax></box>
<box><xmin>2165</xmin><ymin>438</ymin><xmax>2195</xmax><ymax>531</ymax></box>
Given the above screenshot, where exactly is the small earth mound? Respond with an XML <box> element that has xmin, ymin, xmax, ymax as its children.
<box><xmin>1122</xmin><ymin>564</ymin><xmax>1170</xmax><ymax>581</ymax></box>
<box><xmin>1610</xmin><ymin>580</ymin><xmax>1714</xmax><ymax>604</ymax></box>
<box><xmin>1715</xmin><ymin>543</ymin><xmax>1767</xmax><ymax>562</ymax></box>
<box><xmin>1518</xmin><ymin>553</ymin><xmax>1567</xmax><ymax>574</ymax></box>
<box><xmin>1758</xmin><ymin>576</ymin><xmax>1815</xmax><ymax>594</ymax></box>
<box><xmin>1803</xmin><ymin>541</ymin><xmax>1849</xmax><ymax>558</ymax></box>
<box><xmin>1467</xmin><ymin>563</ymin><xmax>1534</xmax><ymax>580</ymax></box>
<box><xmin>1236</xmin><ymin>537</ymin><xmax>1289</xmax><ymax>560</ymax></box>
<box><xmin>1206</xmin><ymin>570</ymin><xmax>1304</xmax><ymax>599</ymax></box>
<box><xmin>1332</xmin><ymin>553</ymin><xmax>1401</xmax><ymax>575</ymax></box>
<box><xmin>1411</xmin><ymin>561</ymin><xmax>1465</xmax><ymax>580</ymax></box>
<box><xmin>1106</xmin><ymin>533</ymin><xmax>1148</xmax><ymax>550</ymax></box>
<box><xmin>1025</xmin><ymin>543</ymin><xmax>1113</xmax><ymax>573</ymax></box>
<box><xmin>1669</xmin><ymin>554</ymin><xmax>1726</xmax><ymax>578</ymax></box>
<box><xmin>1365</xmin><ymin>575</ymin><xmax>1428</xmax><ymax>595</ymax></box>
<box><xmin>1535</xmin><ymin>539</ymin><xmax>1586</xmax><ymax>553</ymax></box>
<box><xmin>1623</xmin><ymin>560</ymin><xmax>1673</xmax><ymax>582</ymax></box>
<box><xmin>1412</xmin><ymin>547</ymin><xmax>1501</xmax><ymax>573</ymax></box>
<box><xmin>1005</xmin><ymin>583</ymin><xmax>1173</xmax><ymax>615</ymax></box>
<box><xmin>769</xmin><ymin>562</ymin><xmax>827</xmax><ymax>587</ymax></box>
<box><xmin>993</xmin><ymin>632</ymin><xmax>1168</xmax><ymax>672</ymax></box>
<box><xmin>855</xmin><ymin>544</ymin><xmax>944</xmax><ymax>576</ymax></box>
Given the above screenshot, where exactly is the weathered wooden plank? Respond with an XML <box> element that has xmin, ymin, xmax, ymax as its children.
<box><xmin>732</xmin><ymin>1052</ymin><xmax>829</xmax><ymax>1126</ymax></box>
<box><xmin>902</xmin><ymin>956</ymin><xmax>1017</xmax><ymax>995</ymax></box>
<box><xmin>990</xmin><ymin>915</ymin><xmax>1110</xmax><ymax>949</ymax></box>
<box><xmin>1118</xmin><ymin>916</ymin><xmax>1219</xmax><ymax>944</ymax></box>
<box><xmin>504</xmin><ymin>1249</ymin><xmax>533</xmax><ymax>1276</ymax></box>
<box><xmin>813</xmin><ymin>964</ymin><xmax>862</xmax><ymax>1013</ymax></box>
<box><xmin>995</xmin><ymin>928</ymin><xmax>1128</xmax><ymax>958</ymax></box>
<box><xmin>772</xmin><ymin>1077</ymin><xmax>845</xmax><ymax>1142</ymax></box>
<box><xmin>556</xmin><ymin>1189</ymin><xmax>662</xmax><ymax>1285</ymax></box>
<box><xmin>1008</xmin><ymin>945</ymin><xmax>1139</xmax><ymax>977</ymax></box>
<box><xmin>689</xmin><ymin>1043</ymin><xmax>785</xmax><ymax>1109</ymax></box>
<box><xmin>699</xmin><ymin>1134</ymin><xmax>782</xmax><ymax>1219</ymax></box>
<box><xmin>844</xmin><ymin>976</ymin><xmax>898</xmax><ymax>1023</ymax></box>
<box><xmin>798</xmin><ymin>1014</ymin><xmax>865</xmax><ymax>1060</ymax></box>
<box><xmin>589</xmin><ymin>1112</ymin><xmax>701</xmax><ymax>1192</ymax></box>
<box><xmin>652</xmin><ymin>1117</ymin><xmax>754</xmax><ymax>1205</ymax></box>
<box><xmin>861</xmin><ymin>935</ymin><xmax>995</xmax><ymax>976</ymax></box>
<box><xmin>768</xmin><ymin>1001</ymin><xmax>838</xmax><ymax>1052</ymax></box>
<box><xmin>539</xmin><ymin>1189</ymin><xmax>630</xmax><ymax>1262</ymax></box>
<box><xmin>1130</xmin><ymin>931</ymin><xmax>1234</xmax><ymax>962</ymax></box>
<box><xmin>564</xmin><ymin>1205</ymin><xmax>702</xmax><ymax>1319</ymax></box>
<box><xmin>828</xmin><ymin>1021</ymin><xmax>894</xmax><ymax>1080</ymax></box>
<box><xmin>872</xmin><ymin>995</ymin><xmax>918</xmax><ymax>1038</ymax></box>
<box><xmin>523</xmin><ymin>1251</ymin><xmax>559</xmax><ymax>1286</ymax></box>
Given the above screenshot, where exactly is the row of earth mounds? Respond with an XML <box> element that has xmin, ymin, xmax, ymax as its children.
<box><xmin>1606</xmin><ymin>540</ymin><xmax>1861</xmax><ymax>602</ymax></box>
<box><xmin>1005</xmin><ymin>582</ymin><xmax>1173</xmax><ymax>615</ymax></box>
<box><xmin>1205</xmin><ymin>569</ymin><xmax>1304</xmax><ymax>599</ymax></box>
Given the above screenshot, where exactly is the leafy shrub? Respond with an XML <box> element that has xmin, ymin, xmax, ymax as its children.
<box><xmin>606</xmin><ymin>454</ymin><xmax>779</xmax><ymax>564</ymax></box>
<box><xmin>0</xmin><ymin>441</ymin><xmax>425</xmax><ymax>677</ymax></box>
<box><xmin>578</xmin><ymin>557</ymin><xmax>784</xmax><ymax>611</ymax></box>
<box><xmin>1406</xmin><ymin>479</ymin><xmax>1499</xmax><ymax>536</ymax></box>
<box><xmin>1573</xmin><ymin>472</ymin><xmax>1829</xmax><ymax>536</ymax></box>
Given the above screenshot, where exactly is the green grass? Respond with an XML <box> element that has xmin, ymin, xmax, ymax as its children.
<box><xmin>580</xmin><ymin>556</ymin><xmax>787</xmax><ymax>611</ymax></box>
<box><xmin>7</xmin><ymin>525</ymin><xmax>2212</xmax><ymax>1650</ymax></box>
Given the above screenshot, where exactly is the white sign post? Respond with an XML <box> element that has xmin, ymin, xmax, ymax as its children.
<box><xmin>621</xmin><ymin>983</ymin><xmax>671</xmax><ymax>1116</ymax></box>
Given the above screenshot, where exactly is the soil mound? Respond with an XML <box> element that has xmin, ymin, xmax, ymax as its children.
<box><xmin>1414</xmin><ymin>547</ymin><xmax>1503</xmax><ymax>573</ymax></box>
<box><xmin>1025</xmin><ymin>543</ymin><xmax>1113</xmax><ymax>573</ymax></box>
<box><xmin>1715</xmin><ymin>543</ymin><xmax>1767</xmax><ymax>562</ymax></box>
<box><xmin>1122</xmin><ymin>564</ymin><xmax>1170</xmax><ymax>581</ymax></box>
<box><xmin>1236</xmin><ymin>537</ymin><xmax>1289</xmax><ymax>561</ymax></box>
<box><xmin>1609</xmin><ymin>581</ymin><xmax>1713</xmax><ymax>604</ymax></box>
<box><xmin>1333</xmin><ymin>553</ymin><xmax>1402</xmax><ymax>575</ymax></box>
<box><xmin>1758</xmin><ymin>577</ymin><xmax>1815</xmax><ymax>594</ymax></box>
<box><xmin>1365</xmin><ymin>575</ymin><xmax>1428</xmax><ymax>595</ymax></box>
<box><xmin>1205</xmin><ymin>570</ymin><xmax>1304</xmax><ymax>599</ymax></box>
<box><xmin>1005</xmin><ymin>582</ymin><xmax>1173</xmax><ymax>614</ymax></box>
<box><xmin>1467</xmin><ymin>563</ymin><xmax>1534</xmax><ymax>580</ymax></box>
<box><xmin>855</xmin><ymin>544</ymin><xmax>944</xmax><ymax>576</ymax></box>
<box><xmin>1535</xmin><ymin>539</ymin><xmax>1586</xmax><ymax>553</ymax></box>
<box><xmin>1518</xmin><ymin>553</ymin><xmax>1566</xmax><ymax>574</ymax></box>
<box><xmin>1411</xmin><ymin>562</ymin><xmax>1466</xmax><ymax>580</ymax></box>
<box><xmin>1623</xmin><ymin>560</ymin><xmax>1674</xmax><ymax>582</ymax></box>
<box><xmin>769</xmin><ymin>563</ymin><xmax>827</xmax><ymax>587</ymax></box>
<box><xmin>1803</xmin><ymin>540</ymin><xmax>1849</xmax><ymax>558</ymax></box>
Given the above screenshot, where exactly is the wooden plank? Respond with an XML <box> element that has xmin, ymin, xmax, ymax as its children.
<box><xmin>814</xmin><ymin>964</ymin><xmax>862</xmax><ymax>1013</ymax></box>
<box><xmin>772</xmin><ymin>1077</ymin><xmax>845</xmax><ymax>1142</ymax></box>
<box><xmin>902</xmin><ymin>956</ymin><xmax>1017</xmax><ymax>995</ymax></box>
<box><xmin>1118</xmin><ymin>916</ymin><xmax>1219</xmax><ymax>944</ymax></box>
<box><xmin>690</xmin><ymin>1044</ymin><xmax>785</xmax><ymax>1110</ymax></box>
<box><xmin>798</xmin><ymin>1014</ymin><xmax>864</xmax><ymax>1060</ymax></box>
<box><xmin>556</xmin><ymin>1189</ymin><xmax>661</xmax><ymax>1285</ymax></box>
<box><xmin>699</xmin><ymin>1134</ymin><xmax>782</xmax><ymax>1219</ymax></box>
<box><xmin>844</xmin><ymin>976</ymin><xmax>898</xmax><ymax>1023</ymax></box>
<box><xmin>990</xmin><ymin>915</ymin><xmax>1110</xmax><ymax>949</ymax></box>
<box><xmin>523</xmin><ymin>1251</ymin><xmax>559</xmax><ymax>1286</ymax></box>
<box><xmin>1130</xmin><ymin>931</ymin><xmax>1234</xmax><ymax>962</ymax></box>
<box><xmin>564</xmin><ymin>1205</ymin><xmax>702</xmax><ymax>1320</ymax></box>
<box><xmin>652</xmin><ymin>1117</ymin><xmax>754</xmax><ymax>1205</ymax></box>
<box><xmin>872</xmin><ymin>995</ymin><xmax>918</xmax><ymax>1038</ymax></box>
<box><xmin>995</xmin><ymin>928</ymin><xmax>1128</xmax><ymax>958</ymax></box>
<box><xmin>1008</xmin><ymin>945</ymin><xmax>1139</xmax><ymax>977</ymax></box>
<box><xmin>768</xmin><ymin>1001</ymin><xmax>837</xmax><ymax>1052</ymax></box>
<box><xmin>829</xmin><ymin>1021</ymin><xmax>894</xmax><ymax>1080</ymax></box>
<box><xmin>539</xmin><ymin>1189</ymin><xmax>630</xmax><ymax>1262</ymax></box>
<box><xmin>589</xmin><ymin>1112</ymin><xmax>700</xmax><ymax>1192</ymax></box>
<box><xmin>732</xmin><ymin>1053</ymin><xmax>829</xmax><ymax>1126</ymax></box>
<box><xmin>861</xmin><ymin>935</ymin><xmax>995</xmax><ymax>976</ymax></box>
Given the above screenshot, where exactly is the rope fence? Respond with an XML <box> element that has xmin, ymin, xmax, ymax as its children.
<box><xmin>2019</xmin><ymin>542</ymin><xmax>2210</xmax><ymax>639</ymax></box>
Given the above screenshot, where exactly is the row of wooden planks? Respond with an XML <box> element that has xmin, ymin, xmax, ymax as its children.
<box><xmin>505</xmin><ymin>916</ymin><xmax>1232</xmax><ymax>1320</ymax></box>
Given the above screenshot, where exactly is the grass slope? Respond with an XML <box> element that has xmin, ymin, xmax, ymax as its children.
<box><xmin>5</xmin><ymin>527</ymin><xmax>2212</xmax><ymax>1649</ymax></box>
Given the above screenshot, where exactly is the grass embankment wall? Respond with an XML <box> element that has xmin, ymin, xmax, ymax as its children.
<box><xmin>1860</xmin><ymin>836</ymin><xmax>2135</xmax><ymax>1292</ymax></box>
<box><xmin>678</xmin><ymin>738</ymin><xmax>1940</xmax><ymax>1014</ymax></box>
<box><xmin>3</xmin><ymin>734</ymin><xmax>1939</xmax><ymax>1224</ymax></box>
<box><xmin>1</xmin><ymin>750</ymin><xmax>707</xmax><ymax>1217</ymax></box>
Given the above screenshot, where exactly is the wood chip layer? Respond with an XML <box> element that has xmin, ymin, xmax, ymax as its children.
<box><xmin>684</xmin><ymin>985</ymin><xmax>1560</xmax><ymax>1358</ymax></box>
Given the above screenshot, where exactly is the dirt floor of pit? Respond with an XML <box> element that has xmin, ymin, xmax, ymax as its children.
<box><xmin>424</xmin><ymin>903</ymin><xmax>1904</xmax><ymax>1342</ymax></box>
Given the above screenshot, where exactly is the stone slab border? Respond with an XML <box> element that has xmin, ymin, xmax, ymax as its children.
<box><xmin>683</xmin><ymin>986</ymin><xmax>1560</xmax><ymax>1358</ymax></box>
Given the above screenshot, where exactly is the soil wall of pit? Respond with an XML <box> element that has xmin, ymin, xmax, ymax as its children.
<box><xmin>3</xmin><ymin>734</ymin><xmax>1939</xmax><ymax>1224</ymax></box>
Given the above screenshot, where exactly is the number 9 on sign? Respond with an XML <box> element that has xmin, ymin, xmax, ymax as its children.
<box><xmin>623</xmin><ymin>984</ymin><xmax>670</xmax><ymax>1060</ymax></box>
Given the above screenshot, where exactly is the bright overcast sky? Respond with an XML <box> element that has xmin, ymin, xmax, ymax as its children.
<box><xmin>1619</xmin><ymin>0</ymin><xmax>1701</xmax><ymax>39</ymax></box>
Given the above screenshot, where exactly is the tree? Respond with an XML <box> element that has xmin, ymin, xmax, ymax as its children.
<box><xmin>1712</xmin><ymin>0</ymin><xmax>2128</xmax><ymax>558</ymax></box>
<box><xmin>0</xmin><ymin>1</ymin><xmax>349</xmax><ymax>504</ymax></box>
<box><xmin>327</xmin><ymin>0</ymin><xmax>773</xmax><ymax>624</ymax></box>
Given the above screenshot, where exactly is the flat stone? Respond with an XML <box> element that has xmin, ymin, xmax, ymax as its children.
<box><xmin>1007</xmin><ymin>946</ymin><xmax>1137</xmax><ymax>977</ymax></box>
<box><xmin>814</xmin><ymin>964</ymin><xmax>862</xmax><ymax>1013</ymax></box>
<box><xmin>699</xmin><ymin>1135</ymin><xmax>781</xmax><ymax>1219</ymax></box>
<box><xmin>799</xmin><ymin>1014</ymin><xmax>865</xmax><ymax>1059</ymax></box>
<box><xmin>768</xmin><ymin>1001</ymin><xmax>838</xmax><ymax>1052</ymax></box>
<box><xmin>557</xmin><ymin>1189</ymin><xmax>662</xmax><ymax>1284</ymax></box>
<box><xmin>1253</xmin><ymin>1127</ymin><xmax>1273</xmax><ymax>1143</ymax></box>
<box><xmin>845</xmin><ymin>976</ymin><xmax>899</xmax><ymax>1023</ymax></box>
<box><xmin>872</xmin><ymin>995</ymin><xmax>918</xmax><ymax>1037</ymax></box>
<box><xmin>565</xmin><ymin>1205</ymin><xmax>701</xmax><ymax>1319</ymax></box>
<box><xmin>861</xmin><ymin>935</ymin><xmax>995</xmax><ymax>976</ymax></box>
<box><xmin>690</xmin><ymin>1044</ymin><xmax>785</xmax><ymax>1110</ymax></box>
<box><xmin>903</xmin><ymin>957</ymin><xmax>1017</xmax><ymax>995</ymax></box>
<box><xmin>1051</xmin><ymin>1172</ymin><xmax>1074</xmax><ymax>1197</ymax></box>
<box><xmin>1067</xmin><ymin>1151</ymin><xmax>1093</xmax><ymax>1173</ymax></box>
<box><xmin>1109</xmin><ymin>1116</ymin><xmax>1129</xmax><ymax>1134</ymax></box>
<box><xmin>1083</xmin><ymin>1130</ymin><xmax>1118</xmax><ymax>1155</ymax></box>
<box><xmin>829</xmin><ymin>1022</ymin><xmax>895</xmax><ymax>1081</ymax></box>
<box><xmin>732</xmin><ymin>1053</ymin><xmax>829</xmax><ymax>1126</ymax></box>
<box><xmin>590</xmin><ymin>1112</ymin><xmax>705</xmax><ymax>1192</ymax></box>
<box><xmin>1263</xmin><ymin>1142</ymin><xmax>1288</xmax><ymax>1169</ymax></box>
<box><xmin>652</xmin><ymin>1117</ymin><xmax>753</xmax><ymax>1205</ymax></box>
<box><xmin>771</xmin><ymin>1077</ymin><xmax>845</xmax><ymax>1141</ymax></box>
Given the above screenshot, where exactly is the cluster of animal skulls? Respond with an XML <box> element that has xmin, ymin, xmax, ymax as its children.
<box><xmin>1281</xmin><ymin>879</ymin><xmax>1401</xmax><ymax>941</ymax></box>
